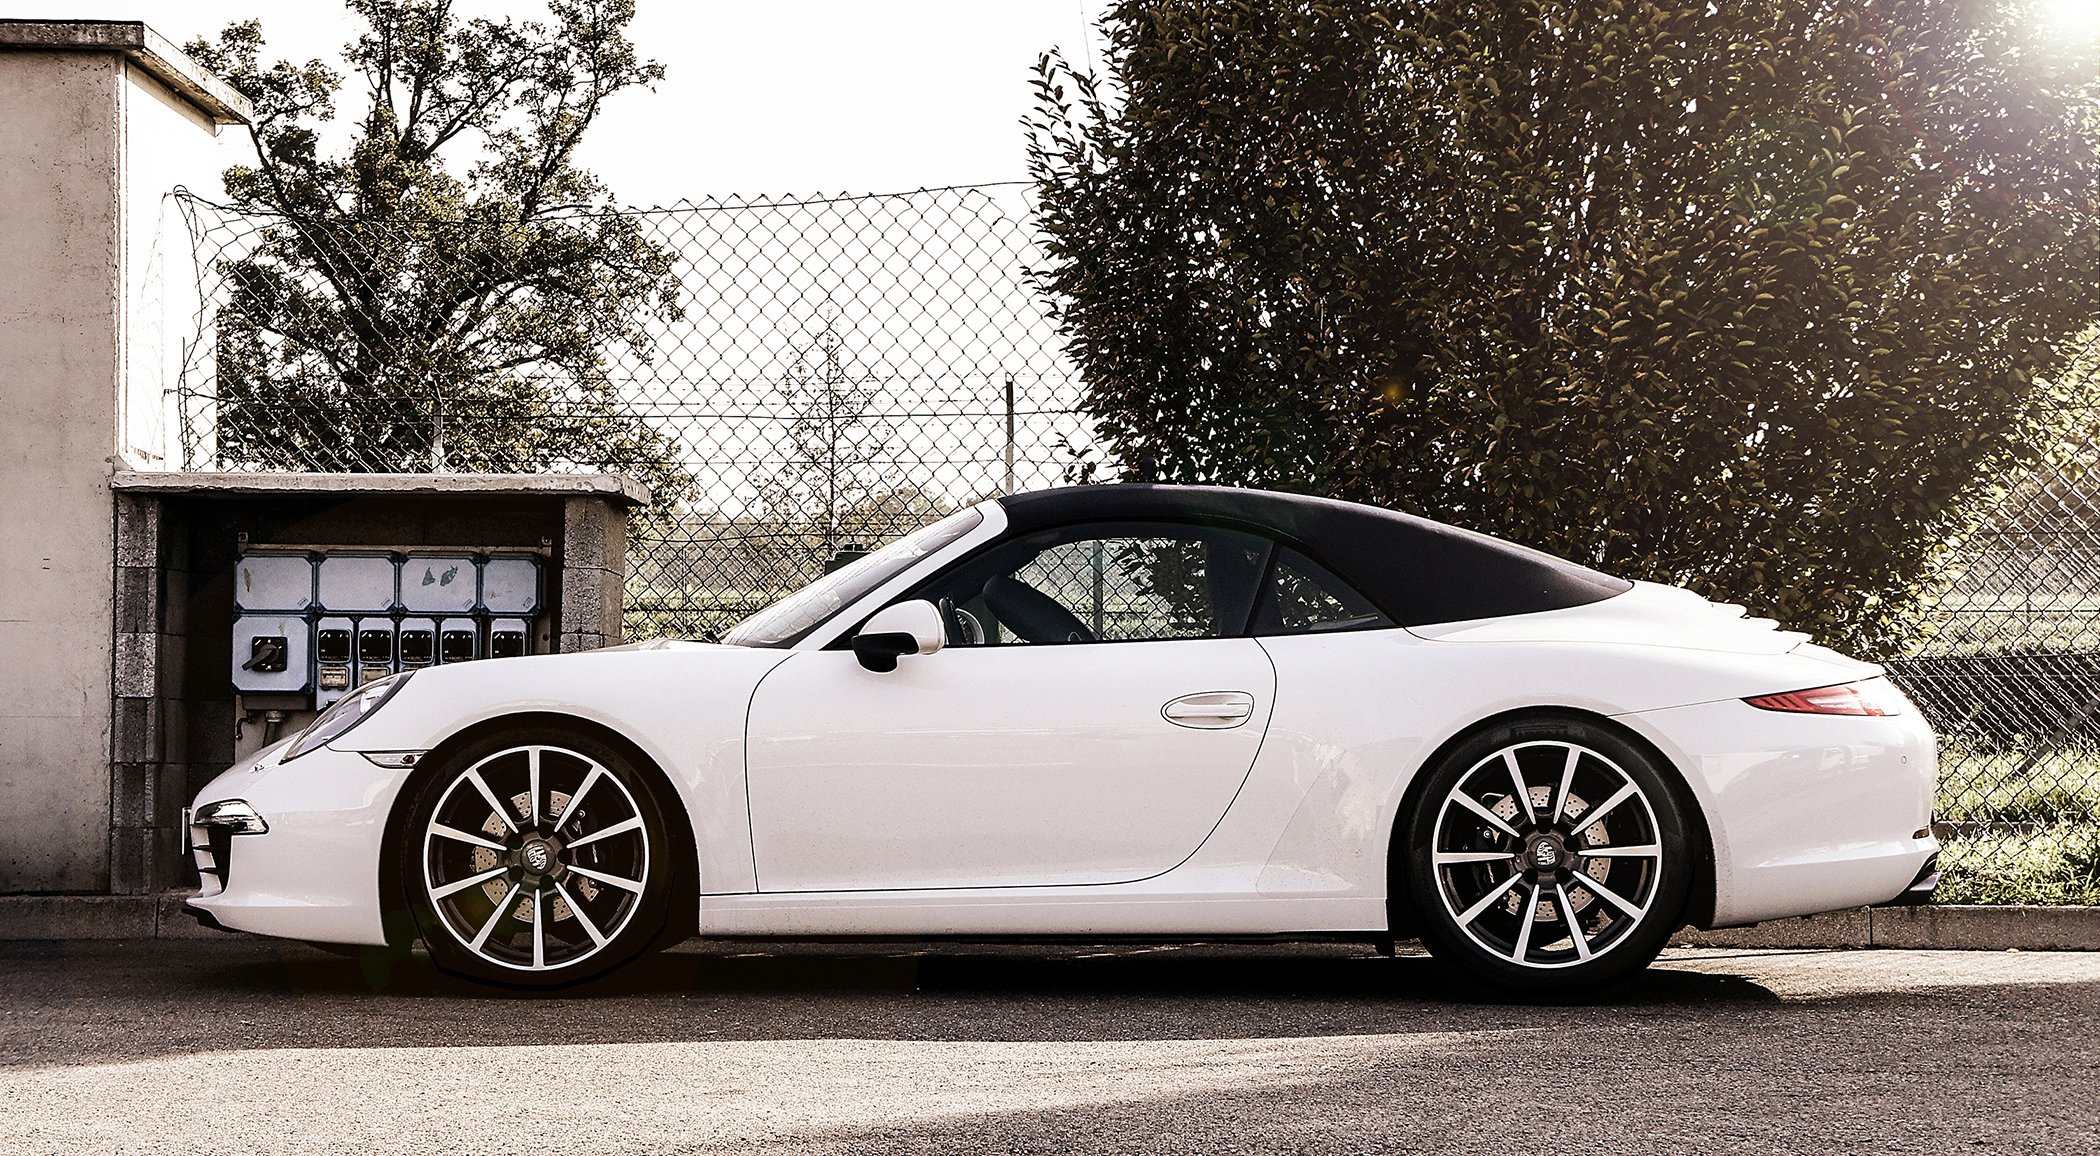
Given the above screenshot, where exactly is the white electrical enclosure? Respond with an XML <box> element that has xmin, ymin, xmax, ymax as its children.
<box><xmin>316</xmin><ymin>556</ymin><xmax>396</xmax><ymax>614</ymax></box>
<box><xmin>233</xmin><ymin>555</ymin><xmax>313</xmax><ymax>613</ymax></box>
<box><xmin>229</xmin><ymin>615</ymin><xmax>309</xmax><ymax>693</ymax></box>
<box><xmin>401</xmin><ymin>555</ymin><xmax>477</xmax><ymax>614</ymax></box>
<box><xmin>481</xmin><ymin>557</ymin><xmax>541</xmax><ymax>614</ymax></box>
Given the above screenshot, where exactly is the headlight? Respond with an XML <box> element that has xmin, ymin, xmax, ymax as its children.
<box><xmin>284</xmin><ymin>672</ymin><xmax>413</xmax><ymax>761</ymax></box>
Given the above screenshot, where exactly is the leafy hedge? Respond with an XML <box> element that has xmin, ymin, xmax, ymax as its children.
<box><xmin>1031</xmin><ymin>0</ymin><xmax>2100</xmax><ymax>655</ymax></box>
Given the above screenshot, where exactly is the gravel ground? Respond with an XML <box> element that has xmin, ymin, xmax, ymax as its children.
<box><xmin>0</xmin><ymin>937</ymin><xmax>2095</xmax><ymax>1154</ymax></box>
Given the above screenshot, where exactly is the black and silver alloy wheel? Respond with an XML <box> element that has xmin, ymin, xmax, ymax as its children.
<box><xmin>399</xmin><ymin>727</ymin><xmax>675</xmax><ymax>987</ymax></box>
<box><xmin>1406</xmin><ymin>719</ymin><xmax>1691</xmax><ymax>991</ymax></box>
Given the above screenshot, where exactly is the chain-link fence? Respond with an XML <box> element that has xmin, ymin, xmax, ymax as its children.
<box><xmin>171</xmin><ymin>184</ymin><xmax>1097</xmax><ymax>640</ymax></box>
<box><xmin>1886</xmin><ymin>422</ymin><xmax>2100</xmax><ymax>904</ymax></box>
<box><xmin>169</xmin><ymin>182</ymin><xmax>2100</xmax><ymax>902</ymax></box>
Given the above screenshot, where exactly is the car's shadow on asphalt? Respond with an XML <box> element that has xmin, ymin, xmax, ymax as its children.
<box><xmin>19</xmin><ymin>935</ymin><xmax>2052</xmax><ymax>1070</ymax></box>
<box><xmin>215</xmin><ymin>937</ymin><xmax>1786</xmax><ymax>1012</ymax></box>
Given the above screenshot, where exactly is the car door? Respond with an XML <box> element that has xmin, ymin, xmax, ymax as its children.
<box><xmin>744</xmin><ymin>522</ymin><xmax>1279</xmax><ymax>892</ymax></box>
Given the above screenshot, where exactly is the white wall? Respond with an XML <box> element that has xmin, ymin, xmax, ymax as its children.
<box><xmin>119</xmin><ymin>61</ymin><xmax>221</xmax><ymax>471</ymax></box>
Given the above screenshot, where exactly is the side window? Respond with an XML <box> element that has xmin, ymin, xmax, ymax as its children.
<box><xmin>919</xmin><ymin>522</ymin><xmax>1269</xmax><ymax>645</ymax></box>
<box><xmin>1252</xmin><ymin>547</ymin><xmax>1393</xmax><ymax>635</ymax></box>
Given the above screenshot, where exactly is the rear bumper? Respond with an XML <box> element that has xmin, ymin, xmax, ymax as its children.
<box><xmin>1873</xmin><ymin>853</ymin><xmax>1941</xmax><ymax>908</ymax></box>
<box><xmin>1616</xmin><ymin>696</ymin><xmax>1940</xmax><ymax>926</ymax></box>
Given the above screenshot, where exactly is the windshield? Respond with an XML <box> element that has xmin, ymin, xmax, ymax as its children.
<box><xmin>718</xmin><ymin>508</ymin><xmax>986</xmax><ymax>648</ymax></box>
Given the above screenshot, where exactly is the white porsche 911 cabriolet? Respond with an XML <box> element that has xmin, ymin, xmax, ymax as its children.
<box><xmin>186</xmin><ymin>484</ymin><xmax>1939</xmax><ymax>991</ymax></box>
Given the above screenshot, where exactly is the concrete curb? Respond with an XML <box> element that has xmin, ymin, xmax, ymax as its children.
<box><xmin>2</xmin><ymin>895</ymin><xmax>2098</xmax><ymax>949</ymax></box>
<box><xmin>1677</xmin><ymin>905</ymin><xmax>2100</xmax><ymax>952</ymax></box>
<box><xmin>0</xmin><ymin>893</ymin><xmax>221</xmax><ymax>941</ymax></box>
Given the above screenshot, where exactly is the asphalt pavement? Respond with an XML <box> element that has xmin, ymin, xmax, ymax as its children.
<box><xmin>1</xmin><ymin>937</ymin><xmax>2095</xmax><ymax>1154</ymax></box>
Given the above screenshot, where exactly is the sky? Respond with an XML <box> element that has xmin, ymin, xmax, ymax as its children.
<box><xmin>0</xmin><ymin>0</ymin><xmax>1107</xmax><ymax>203</ymax></box>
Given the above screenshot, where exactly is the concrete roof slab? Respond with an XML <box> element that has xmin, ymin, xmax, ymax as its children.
<box><xmin>109</xmin><ymin>471</ymin><xmax>654</xmax><ymax>508</ymax></box>
<box><xmin>0</xmin><ymin>20</ymin><xmax>253</xmax><ymax>124</ymax></box>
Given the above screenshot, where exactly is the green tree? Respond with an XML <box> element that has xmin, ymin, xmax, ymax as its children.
<box><xmin>1030</xmin><ymin>0</ymin><xmax>2100</xmax><ymax>653</ymax></box>
<box><xmin>185</xmin><ymin>0</ymin><xmax>694</xmax><ymax>506</ymax></box>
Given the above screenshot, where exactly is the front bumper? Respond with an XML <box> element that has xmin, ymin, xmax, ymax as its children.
<box><xmin>184</xmin><ymin>742</ymin><xmax>419</xmax><ymax>947</ymax></box>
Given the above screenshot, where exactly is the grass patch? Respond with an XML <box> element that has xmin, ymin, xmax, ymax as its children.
<box><xmin>1935</xmin><ymin>748</ymin><xmax>2100</xmax><ymax>825</ymax></box>
<box><xmin>1934</xmin><ymin>825</ymin><xmax>2100</xmax><ymax>905</ymax></box>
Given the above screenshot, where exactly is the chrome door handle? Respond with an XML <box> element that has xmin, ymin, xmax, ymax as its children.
<box><xmin>1162</xmin><ymin>691</ymin><xmax>1256</xmax><ymax>729</ymax></box>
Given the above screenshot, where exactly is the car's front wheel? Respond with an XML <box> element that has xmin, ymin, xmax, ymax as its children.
<box><xmin>398</xmin><ymin>726</ymin><xmax>676</xmax><ymax>987</ymax></box>
<box><xmin>1404</xmin><ymin>718</ymin><xmax>1693</xmax><ymax>993</ymax></box>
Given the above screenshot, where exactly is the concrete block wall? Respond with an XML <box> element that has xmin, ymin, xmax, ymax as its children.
<box><xmin>560</xmin><ymin>496</ymin><xmax>630</xmax><ymax>652</ymax></box>
<box><xmin>109</xmin><ymin>493</ymin><xmax>190</xmax><ymax>893</ymax></box>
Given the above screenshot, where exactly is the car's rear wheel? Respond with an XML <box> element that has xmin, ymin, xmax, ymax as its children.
<box><xmin>398</xmin><ymin>726</ymin><xmax>676</xmax><ymax>988</ymax></box>
<box><xmin>1404</xmin><ymin>718</ymin><xmax>1692</xmax><ymax>993</ymax></box>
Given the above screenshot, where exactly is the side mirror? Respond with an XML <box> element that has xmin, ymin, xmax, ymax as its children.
<box><xmin>851</xmin><ymin>600</ymin><xmax>947</xmax><ymax>672</ymax></box>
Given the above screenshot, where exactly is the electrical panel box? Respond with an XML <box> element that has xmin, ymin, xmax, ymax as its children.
<box><xmin>231</xmin><ymin>614</ymin><xmax>311</xmax><ymax>695</ymax></box>
<box><xmin>234</xmin><ymin>555</ymin><xmax>314</xmax><ymax>613</ymax></box>
<box><xmin>316</xmin><ymin>554</ymin><xmax>396</xmax><ymax>613</ymax></box>
<box><xmin>232</xmin><ymin>551</ymin><xmax>546</xmax><ymax>710</ymax></box>
<box><xmin>401</xmin><ymin>555</ymin><xmax>478</xmax><ymax>614</ymax></box>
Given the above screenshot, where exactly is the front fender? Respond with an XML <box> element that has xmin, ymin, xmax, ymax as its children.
<box><xmin>327</xmin><ymin>644</ymin><xmax>791</xmax><ymax>895</ymax></box>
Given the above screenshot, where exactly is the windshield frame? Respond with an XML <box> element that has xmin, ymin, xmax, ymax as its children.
<box><xmin>717</xmin><ymin>504</ymin><xmax>999</xmax><ymax>649</ymax></box>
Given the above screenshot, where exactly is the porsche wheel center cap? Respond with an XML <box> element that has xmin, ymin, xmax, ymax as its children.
<box><xmin>1525</xmin><ymin>833</ymin><xmax>1566</xmax><ymax>873</ymax></box>
<box><xmin>521</xmin><ymin>840</ymin><xmax>554</xmax><ymax>874</ymax></box>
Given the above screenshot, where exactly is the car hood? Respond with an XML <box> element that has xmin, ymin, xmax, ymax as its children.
<box><xmin>1407</xmin><ymin>581</ymin><xmax>1819</xmax><ymax>658</ymax></box>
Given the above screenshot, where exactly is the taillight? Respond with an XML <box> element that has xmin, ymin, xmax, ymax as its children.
<box><xmin>1744</xmin><ymin>677</ymin><xmax>1906</xmax><ymax>716</ymax></box>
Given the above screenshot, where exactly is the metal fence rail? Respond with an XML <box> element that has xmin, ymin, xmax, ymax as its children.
<box><xmin>172</xmin><ymin>185</ymin><xmax>1096</xmax><ymax>642</ymax></box>
<box><xmin>171</xmin><ymin>182</ymin><xmax>2100</xmax><ymax>901</ymax></box>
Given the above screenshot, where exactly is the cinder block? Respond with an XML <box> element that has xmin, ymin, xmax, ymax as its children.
<box><xmin>160</xmin><ymin>558</ymin><xmax>192</xmax><ymax>635</ymax></box>
<box><xmin>560</xmin><ymin>562</ymin><xmax>625</xmax><ymax>646</ymax></box>
<box><xmin>112</xmin><ymin>632</ymin><xmax>157</xmax><ymax>698</ymax></box>
<box><xmin>602</xmin><ymin>505</ymin><xmax>628</xmax><ymax>578</ymax></box>
<box><xmin>108</xmin><ymin>827</ymin><xmax>152</xmax><ymax>895</ymax></box>
<box><xmin>558</xmin><ymin>629</ymin><xmax>609</xmax><ymax>654</ymax></box>
<box><xmin>148</xmin><ymin>826</ymin><xmax>182</xmax><ymax>893</ymax></box>
<box><xmin>113</xmin><ymin>493</ymin><xmax>161</xmax><ymax>568</ymax></box>
<box><xmin>161</xmin><ymin>705</ymin><xmax>190</xmax><ymax>764</ymax></box>
<box><xmin>112</xmin><ymin>696</ymin><xmax>162</xmax><ymax>763</ymax></box>
<box><xmin>115</xmin><ymin>564</ymin><xmax>160</xmax><ymax>633</ymax></box>
<box><xmin>562</xmin><ymin>496</ymin><xmax>610</xmax><ymax>569</ymax></box>
<box><xmin>154</xmin><ymin>632</ymin><xmax>185</xmax><ymax>696</ymax></box>
<box><xmin>191</xmin><ymin>702</ymin><xmax>237</xmax><ymax>766</ymax></box>
<box><xmin>154</xmin><ymin>763</ymin><xmax>188</xmax><ymax>828</ymax></box>
<box><xmin>110</xmin><ymin>762</ymin><xmax>158</xmax><ymax>828</ymax></box>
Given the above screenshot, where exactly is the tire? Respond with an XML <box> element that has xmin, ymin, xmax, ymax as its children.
<box><xmin>396</xmin><ymin>724</ymin><xmax>678</xmax><ymax>988</ymax></box>
<box><xmin>1403</xmin><ymin>716</ymin><xmax>1693</xmax><ymax>994</ymax></box>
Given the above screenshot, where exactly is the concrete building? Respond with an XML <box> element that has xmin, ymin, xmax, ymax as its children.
<box><xmin>0</xmin><ymin>21</ymin><xmax>249</xmax><ymax>894</ymax></box>
<box><xmin>0</xmin><ymin>23</ymin><xmax>641</xmax><ymax>917</ymax></box>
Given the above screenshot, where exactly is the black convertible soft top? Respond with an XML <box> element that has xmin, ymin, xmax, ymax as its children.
<box><xmin>996</xmin><ymin>484</ymin><xmax>1630</xmax><ymax>628</ymax></box>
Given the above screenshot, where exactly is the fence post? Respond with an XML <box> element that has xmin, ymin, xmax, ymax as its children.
<box><xmin>1004</xmin><ymin>373</ymin><xmax>1017</xmax><ymax>495</ymax></box>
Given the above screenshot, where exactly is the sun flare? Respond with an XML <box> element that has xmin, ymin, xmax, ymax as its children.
<box><xmin>2040</xmin><ymin>0</ymin><xmax>2100</xmax><ymax>40</ymax></box>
